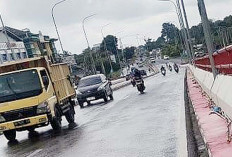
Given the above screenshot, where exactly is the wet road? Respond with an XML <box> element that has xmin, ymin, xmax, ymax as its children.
<box><xmin>0</xmin><ymin>67</ymin><xmax>186</xmax><ymax>157</ymax></box>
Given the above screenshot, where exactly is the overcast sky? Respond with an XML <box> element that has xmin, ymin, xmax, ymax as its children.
<box><xmin>0</xmin><ymin>0</ymin><xmax>231</xmax><ymax>54</ymax></box>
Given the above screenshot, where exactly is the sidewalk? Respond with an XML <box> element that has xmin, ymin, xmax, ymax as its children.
<box><xmin>187</xmin><ymin>70</ymin><xmax>232</xmax><ymax>157</ymax></box>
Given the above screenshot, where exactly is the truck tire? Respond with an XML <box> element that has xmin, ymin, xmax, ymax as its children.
<box><xmin>51</xmin><ymin>107</ymin><xmax>62</xmax><ymax>131</ymax></box>
<box><xmin>65</xmin><ymin>106</ymin><xmax>75</xmax><ymax>124</ymax></box>
<box><xmin>3</xmin><ymin>130</ymin><xmax>16</xmax><ymax>141</ymax></box>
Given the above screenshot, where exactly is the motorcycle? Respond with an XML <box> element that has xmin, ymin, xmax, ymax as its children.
<box><xmin>131</xmin><ymin>77</ymin><xmax>136</xmax><ymax>87</ymax></box>
<box><xmin>161</xmin><ymin>67</ymin><xmax>166</xmax><ymax>76</ymax></box>
<box><xmin>174</xmin><ymin>64</ymin><xmax>179</xmax><ymax>73</ymax></box>
<box><xmin>135</xmin><ymin>77</ymin><xmax>145</xmax><ymax>94</ymax></box>
<box><xmin>169</xmin><ymin>65</ymin><xmax>172</xmax><ymax>72</ymax></box>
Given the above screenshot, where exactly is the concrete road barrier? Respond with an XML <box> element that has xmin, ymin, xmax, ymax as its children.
<box><xmin>189</xmin><ymin>65</ymin><xmax>232</xmax><ymax>120</ymax></box>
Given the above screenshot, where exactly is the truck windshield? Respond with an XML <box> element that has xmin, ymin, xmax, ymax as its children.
<box><xmin>0</xmin><ymin>70</ymin><xmax>42</xmax><ymax>103</ymax></box>
<box><xmin>78</xmin><ymin>76</ymin><xmax>102</xmax><ymax>87</ymax></box>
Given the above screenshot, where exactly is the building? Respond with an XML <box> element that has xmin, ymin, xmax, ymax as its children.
<box><xmin>0</xmin><ymin>26</ymin><xmax>58</xmax><ymax>64</ymax></box>
<box><xmin>60</xmin><ymin>51</ymin><xmax>76</xmax><ymax>67</ymax></box>
<box><xmin>0</xmin><ymin>27</ymin><xmax>28</xmax><ymax>64</ymax></box>
<box><xmin>37</xmin><ymin>31</ymin><xmax>58</xmax><ymax>59</ymax></box>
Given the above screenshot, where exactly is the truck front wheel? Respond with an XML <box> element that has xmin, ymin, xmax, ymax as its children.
<box><xmin>51</xmin><ymin>107</ymin><xmax>62</xmax><ymax>131</ymax></box>
<box><xmin>3</xmin><ymin>130</ymin><xmax>16</xmax><ymax>141</ymax></box>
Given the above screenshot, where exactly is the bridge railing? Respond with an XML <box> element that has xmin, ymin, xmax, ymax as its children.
<box><xmin>194</xmin><ymin>45</ymin><xmax>232</xmax><ymax>75</ymax></box>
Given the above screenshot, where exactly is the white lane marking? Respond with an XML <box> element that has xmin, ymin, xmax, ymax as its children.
<box><xmin>123</xmin><ymin>95</ymin><xmax>130</xmax><ymax>100</ymax></box>
<box><xmin>27</xmin><ymin>149</ymin><xmax>43</xmax><ymax>157</ymax></box>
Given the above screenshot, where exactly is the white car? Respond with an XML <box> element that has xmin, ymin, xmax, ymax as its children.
<box><xmin>163</xmin><ymin>55</ymin><xmax>169</xmax><ymax>60</ymax></box>
<box><xmin>150</xmin><ymin>57</ymin><xmax>155</xmax><ymax>63</ymax></box>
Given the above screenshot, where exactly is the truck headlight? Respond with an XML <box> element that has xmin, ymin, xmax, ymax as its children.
<box><xmin>0</xmin><ymin>114</ymin><xmax>6</xmax><ymax>123</ymax></box>
<box><xmin>37</xmin><ymin>102</ymin><xmax>49</xmax><ymax>114</ymax></box>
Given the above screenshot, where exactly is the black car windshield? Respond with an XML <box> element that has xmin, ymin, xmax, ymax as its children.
<box><xmin>78</xmin><ymin>76</ymin><xmax>102</xmax><ymax>87</ymax></box>
<box><xmin>0</xmin><ymin>70</ymin><xmax>42</xmax><ymax>103</ymax></box>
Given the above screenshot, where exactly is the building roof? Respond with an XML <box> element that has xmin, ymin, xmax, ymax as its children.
<box><xmin>0</xmin><ymin>26</ymin><xmax>23</xmax><ymax>41</ymax></box>
<box><xmin>0</xmin><ymin>26</ymin><xmax>57</xmax><ymax>43</ymax></box>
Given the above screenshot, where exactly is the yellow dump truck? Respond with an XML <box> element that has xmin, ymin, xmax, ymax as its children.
<box><xmin>0</xmin><ymin>57</ymin><xmax>76</xmax><ymax>141</ymax></box>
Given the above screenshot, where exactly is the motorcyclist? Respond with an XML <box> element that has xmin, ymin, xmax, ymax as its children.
<box><xmin>174</xmin><ymin>63</ymin><xmax>178</xmax><ymax>68</ymax></box>
<box><xmin>173</xmin><ymin>63</ymin><xmax>179</xmax><ymax>73</ymax></box>
<box><xmin>161</xmin><ymin>65</ymin><xmax>165</xmax><ymax>71</ymax></box>
<box><xmin>160</xmin><ymin>65</ymin><xmax>166</xmax><ymax>76</ymax></box>
<box><xmin>133</xmin><ymin>68</ymin><xmax>142</xmax><ymax>79</ymax></box>
<box><xmin>132</xmin><ymin>68</ymin><xmax>145</xmax><ymax>93</ymax></box>
<box><xmin>168</xmin><ymin>64</ymin><xmax>172</xmax><ymax>71</ymax></box>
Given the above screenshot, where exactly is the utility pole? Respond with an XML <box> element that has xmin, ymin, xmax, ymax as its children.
<box><xmin>113</xmin><ymin>37</ymin><xmax>123</xmax><ymax>74</ymax></box>
<box><xmin>101</xmin><ymin>24</ymin><xmax>113</xmax><ymax>73</ymax></box>
<box><xmin>175</xmin><ymin>0</ymin><xmax>193</xmax><ymax>61</ymax></box>
<box><xmin>82</xmin><ymin>14</ymin><xmax>97</xmax><ymax>74</ymax></box>
<box><xmin>179</xmin><ymin>0</ymin><xmax>195</xmax><ymax>60</ymax></box>
<box><xmin>197</xmin><ymin>0</ymin><xmax>217</xmax><ymax>79</ymax></box>
<box><xmin>119</xmin><ymin>38</ymin><xmax>125</xmax><ymax>63</ymax></box>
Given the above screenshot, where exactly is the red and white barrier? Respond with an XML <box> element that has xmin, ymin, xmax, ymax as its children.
<box><xmin>189</xmin><ymin>65</ymin><xmax>232</xmax><ymax>120</ymax></box>
<box><xmin>194</xmin><ymin>45</ymin><xmax>232</xmax><ymax>75</ymax></box>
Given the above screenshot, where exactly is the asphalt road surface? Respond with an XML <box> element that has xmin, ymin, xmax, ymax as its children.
<box><xmin>0</xmin><ymin>66</ymin><xmax>186</xmax><ymax>157</ymax></box>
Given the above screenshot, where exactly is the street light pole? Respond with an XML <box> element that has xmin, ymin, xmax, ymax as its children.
<box><xmin>101</xmin><ymin>23</ymin><xmax>113</xmax><ymax>73</ymax></box>
<box><xmin>82</xmin><ymin>14</ymin><xmax>97</xmax><ymax>74</ymax></box>
<box><xmin>114</xmin><ymin>31</ymin><xmax>124</xmax><ymax>76</ymax></box>
<box><xmin>51</xmin><ymin>0</ymin><xmax>66</xmax><ymax>54</ymax></box>
<box><xmin>119</xmin><ymin>38</ymin><xmax>125</xmax><ymax>64</ymax></box>
<box><xmin>197</xmin><ymin>0</ymin><xmax>217</xmax><ymax>79</ymax></box>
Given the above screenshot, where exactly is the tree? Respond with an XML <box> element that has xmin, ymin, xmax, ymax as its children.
<box><xmin>123</xmin><ymin>46</ymin><xmax>136</xmax><ymax>60</ymax></box>
<box><xmin>100</xmin><ymin>35</ymin><xmax>118</xmax><ymax>55</ymax></box>
<box><xmin>161</xmin><ymin>44</ymin><xmax>180</xmax><ymax>57</ymax></box>
<box><xmin>161</xmin><ymin>23</ymin><xmax>179</xmax><ymax>44</ymax></box>
<box><xmin>144</xmin><ymin>38</ymin><xmax>156</xmax><ymax>51</ymax></box>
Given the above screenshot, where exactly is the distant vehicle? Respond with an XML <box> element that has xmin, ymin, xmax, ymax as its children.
<box><xmin>195</xmin><ymin>51</ymin><xmax>205</xmax><ymax>58</ymax></box>
<box><xmin>138</xmin><ymin>63</ymin><xmax>144</xmax><ymax>68</ymax></box>
<box><xmin>161</xmin><ymin>66</ymin><xmax>166</xmax><ymax>76</ymax></box>
<box><xmin>163</xmin><ymin>55</ymin><xmax>169</xmax><ymax>60</ymax></box>
<box><xmin>169</xmin><ymin>65</ymin><xmax>172</xmax><ymax>71</ymax></box>
<box><xmin>140</xmin><ymin>70</ymin><xmax>147</xmax><ymax>76</ymax></box>
<box><xmin>150</xmin><ymin>57</ymin><xmax>156</xmax><ymax>63</ymax></box>
<box><xmin>135</xmin><ymin>77</ymin><xmax>145</xmax><ymax>94</ymax></box>
<box><xmin>174</xmin><ymin>63</ymin><xmax>179</xmax><ymax>73</ymax></box>
<box><xmin>77</xmin><ymin>74</ymin><xmax>113</xmax><ymax>108</ymax></box>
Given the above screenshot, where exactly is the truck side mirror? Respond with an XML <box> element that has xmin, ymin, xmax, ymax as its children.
<box><xmin>42</xmin><ymin>76</ymin><xmax>49</xmax><ymax>90</ymax></box>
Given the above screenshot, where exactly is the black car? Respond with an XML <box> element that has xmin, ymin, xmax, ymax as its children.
<box><xmin>76</xmin><ymin>74</ymin><xmax>113</xmax><ymax>108</ymax></box>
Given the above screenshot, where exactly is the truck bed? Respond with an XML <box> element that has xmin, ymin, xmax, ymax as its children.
<box><xmin>0</xmin><ymin>57</ymin><xmax>76</xmax><ymax>104</ymax></box>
